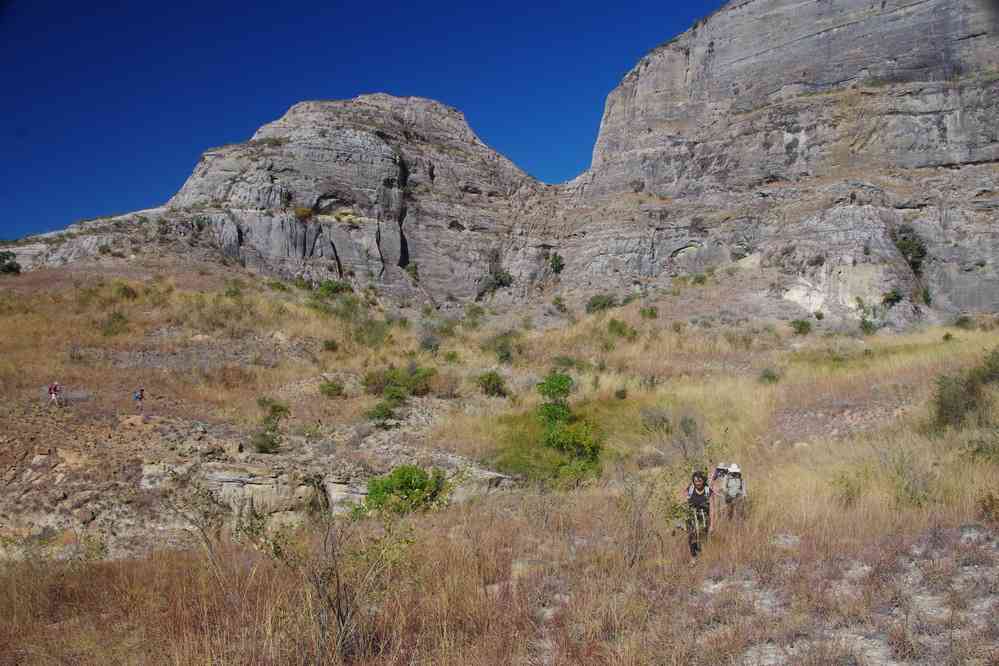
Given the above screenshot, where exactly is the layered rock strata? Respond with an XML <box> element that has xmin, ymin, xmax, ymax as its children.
<box><xmin>8</xmin><ymin>0</ymin><xmax>999</xmax><ymax>321</ymax></box>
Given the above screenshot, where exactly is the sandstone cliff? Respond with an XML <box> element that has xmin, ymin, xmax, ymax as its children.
<box><xmin>7</xmin><ymin>0</ymin><xmax>998</xmax><ymax>324</ymax></box>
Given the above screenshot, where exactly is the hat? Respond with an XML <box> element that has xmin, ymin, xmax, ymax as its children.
<box><xmin>729</xmin><ymin>464</ymin><xmax>741</xmax><ymax>474</ymax></box>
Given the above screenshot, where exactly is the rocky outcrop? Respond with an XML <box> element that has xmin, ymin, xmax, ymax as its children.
<box><xmin>6</xmin><ymin>0</ymin><xmax>998</xmax><ymax>322</ymax></box>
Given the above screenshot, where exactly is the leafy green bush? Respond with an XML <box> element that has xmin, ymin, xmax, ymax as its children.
<box><xmin>552</xmin><ymin>296</ymin><xmax>567</xmax><ymax>313</ymax></box>
<box><xmin>322</xmin><ymin>339</ymin><xmax>339</xmax><ymax>352</ymax></box>
<box><xmin>639</xmin><ymin>306</ymin><xmax>658</xmax><ymax>320</ymax></box>
<box><xmin>549</xmin><ymin>252</ymin><xmax>565</xmax><ymax>274</ymax></box>
<box><xmin>542</xmin><ymin>420</ymin><xmax>602</xmax><ymax>461</ymax></box>
<box><xmin>691</xmin><ymin>273</ymin><xmax>707</xmax><ymax>285</ymax></box>
<box><xmin>759</xmin><ymin>368</ymin><xmax>781</xmax><ymax>384</ymax></box>
<box><xmin>223</xmin><ymin>280</ymin><xmax>244</xmax><ymax>298</ymax></box>
<box><xmin>860</xmin><ymin>318</ymin><xmax>879</xmax><ymax>335</ymax></box>
<box><xmin>814</xmin><ymin>310</ymin><xmax>825</xmax><ymax>321</ymax></box>
<box><xmin>443</xmin><ymin>350</ymin><xmax>460</xmax><ymax>364</ymax></box>
<box><xmin>319</xmin><ymin>380</ymin><xmax>344</xmax><ymax>398</ymax></box>
<box><xmin>476</xmin><ymin>370</ymin><xmax>508</xmax><ymax>397</ymax></box>
<box><xmin>358</xmin><ymin>465</ymin><xmax>446</xmax><ymax>516</ymax></box>
<box><xmin>405</xmin><ymin>262</ymin><xmax>419</xmax><ymax>281</ymax></box>
<box><xmin>537</xmin><ymin>371</ymin><xmax>572</xmax><ymax>404</ymax></box>
<box><xmin>585</xmin><ymin>294</ymin><xmax>617</xmax><ymax>314</ymax></box>
<box><xmin>608</xmin><ymin>318</ymin><xmax>638</xmax><ymax>341</ymax></box>
<box><xmin>790</xmin><ymin>319</ymin><xmax>812</xmax><ymax>335</ymax></box>
<box><xmin>614</xmin><ymin>387</ymin><xmax>628</xmax><ymax>400</ymax></box>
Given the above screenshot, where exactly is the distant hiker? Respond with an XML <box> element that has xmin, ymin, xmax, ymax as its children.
<box><xmin>48</xmin><ymin>382</ymin><xmax>63</xmax><ymax>407</ymax></box>
<box><xmin>722</xmin><ymin>464</ymin><xmax>747</xmax><ymax>521</ymax></box>
<box><xmin>708</xmin><ymin>462</ymin><xmax>728</xmax><ymax>522</ymax></box>
<box><xmin>133</xmin><ymin>387</ymin><xmax>145</xmax><ymax>414</ymax></box>
<box><xmin>683</xmin><ymin>470</ymin><xmax>713</xmax><ymax>561</ymax></box>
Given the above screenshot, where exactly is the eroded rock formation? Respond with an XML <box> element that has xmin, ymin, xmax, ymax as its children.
<box><xmin>8</xmin><ymin>0</ymin><xmax>999</xmax><ymax>322</ymax></box>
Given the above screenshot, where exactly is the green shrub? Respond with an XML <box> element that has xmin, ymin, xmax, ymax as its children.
<box><xmin>100</xmin><ymin>311</ymin><xmax>129</xmax><ymax>337</ymax></box>
<box><xmin>608</xmin><ymin>318</ymin><xmax>638</xmax><ymax>340</ymax></box>
<box><xmin>253</xmin><ymin>398</ymin><xmax>289</xmax><ymax>453</ymax></box>
<box><xmin>366</xmin><ymin>400</ymin><xmax>396</xmax><ymax>425</ymax></box>
<box><xmin>542</xmin><ymin>420</ymin><xmax>602</xmax><ymax>461</ymax></box>
<box><xmin>480</xmin><ymin>269</ymin><xmax>513</xmax><ymax>295</ymax></box>
<box><xmin>639</xmin><ymin>306</ymin><xmax>658</xmax><ymax>320</ymax></box>
<box><xmin>315</xmin><ymin>279</ymin><xmax>353</xmax><ymax>298</ymax></box>
<box><xmin>484</xmin><ymin>330</ymin><xmax>520</xmax><ymax>364</ymax></box>
<box><xmin>790</xmin><ymin>319</ymin><xmax>812</xmax><ymax>335</ymax></box>
<box><xmin>537</xmin><ymin>401</ymin><xmax>572</xmax><ymax>427</ymax></box>
<box><xmin>443</xmin><ymin>350</ymin><xmax>460</xmax><ymax>364</ymax></box>
<box><xmin>759</xmin><ymin>368</ymin><xmax>781</xmax><ymax>384</ymax></box>
<box><xmin>319</xmin><ymin>380</ymin><xmax>344</xmax><ymax>398</ymax></box>
<box><xmin>942</xmin><ymin>332</ymin><xmax>954</xmax><ymax>342</ymax></box>
<box><xmin>932</xmin><ymin>348</ymin><xmax>999</xmax><ymax>429</ymax></box>
<box><xmin>363</xmin><ymin>363</ymin><xmax>436</xmax><ymax>398</ymax></box>
<box><xmin>552</xmin><ymin>296</ymin><xmax>567</xmax><ymax>313</ymax></box>
<box><xmin>814</xmin><ymin>310</ymin><xmax>824</xmax><ymax>320</ymax></box>
<box><xmin>691</xmin><ymin>273</ymin><xmax>707</xmax><ymax>285</ymax></box>
<box><xmin>359</xmin><ymin>465</ymin><xmax>446</xmax><ymax>516</ymax></box>
<box><xmin>405</xmin><ymin>262</ymin><xmax>420</xmax><ymax>281</ymax></box>
<box><xmin>537</xmin><ymin>371</ymin><xmax>572</xmax><ymax>403</ymax></box>
<box><xmin>293</xmin><ymin>207</ymin><xmax>314</xmax><ymax>222</ymax></box>
<box><xmin>585</xmin><ymin>294</ymin><xmax>617</xmax><ymax>314</ymax></box>
<box><xmin>860</xmin><ymin>318</ymin><xmax>879</xmax><ymax>335</ymax></box>
<box><xmin>882</xmin><ymin>289</ymin><xmax>903</xmax><ymax>308</ymax></box>
<box><xmin>614</xmin><ymin>387</ymin><xmax>628</xmax><ymax>400</ymax></box>
<box><xmin>322</xmin><ymin>339</ymin><xmax>339</xmax><ymax>352</ymax></box>
<box><xmin>920</xmin><ymin>287</ymin><xmax>932</xmax><ymax>305</ymax></box>
<box><xmin>476</xmin><ymin>371</ymin><xmax>508</xmax><ymax>397</ymax></box>
<box><xmin>891</xmin><ymin>224</ymin><xmax>927</xmax><ymax>276</ymax></box>
<box><xmin>549</xmin><ymin>252</ymin><xmax>565</xmax><ymax>274</ymax></box>
<box><xmin>0</xmin><ymin>250</ymin><xmax>21</xmax><ymax>275</ymax></box>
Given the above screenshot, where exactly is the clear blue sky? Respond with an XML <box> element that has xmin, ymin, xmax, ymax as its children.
<box><xmin>0</xmin><ymin>0</ymin><xmax>725</xmax><ymax>240</ymax></box>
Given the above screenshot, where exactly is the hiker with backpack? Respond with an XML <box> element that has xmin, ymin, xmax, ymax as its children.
<box><xmin>133</xmin><ymin>387</ymin><xmax>145</xmax><ymax>414</ymax></box>
<box><xmin>48</xmin><ymin>381</ymin><xmax>63</xmax><ymax>408</ymax></box>
<box><xmin>722</xmin><ymin>464</ymin><xmax>747</xmax><ymax>521</ymax></box>
<box><xmin>682</xmin><ymin>470</ymin><xmax>713</xmax><ymax>561</ymax></box>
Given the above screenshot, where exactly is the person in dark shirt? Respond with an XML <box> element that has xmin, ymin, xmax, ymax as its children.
<box><xmin>684</xmin><ymin>470</ymin><xmax>713</xmax><ymax>561</ymax></box>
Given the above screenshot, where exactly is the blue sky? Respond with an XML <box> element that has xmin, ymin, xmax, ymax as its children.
<box><xmin>0</xmin><ymin>0</ymin><xmax>725</xmax><ymax>240</ymax></box>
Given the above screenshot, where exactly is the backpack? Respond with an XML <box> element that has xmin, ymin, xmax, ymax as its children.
<box><xmin>133</xmin><ymin>391</ymin><xmax>142</xmax><ymax>401</ymax></box>
<box><xmin>724</xmin><ymin>475</ymin><xmax>743</xmax><ymax>499</ymax></box>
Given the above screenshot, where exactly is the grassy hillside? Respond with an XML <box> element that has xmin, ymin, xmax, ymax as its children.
<box><xmin>1</xmin><ymin>259</ymin><xmax>997</xmax><ymax>664</ymax></box>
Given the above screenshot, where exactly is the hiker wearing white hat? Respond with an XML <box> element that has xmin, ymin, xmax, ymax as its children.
<box><xmin>721</xmin><ymin>463</ymin><xmax>747</xmax><ymax>521</ymax></box>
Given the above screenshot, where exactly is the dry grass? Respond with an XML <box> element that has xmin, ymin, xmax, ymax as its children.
<box><xmin>2</xmin><ymin>264</ymin><xmax>998</xmax><ymax>663</ymax></box>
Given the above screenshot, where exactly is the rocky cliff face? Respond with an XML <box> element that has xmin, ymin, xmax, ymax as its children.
<box><xmin>8</xmin><ymin>0</ymin><xmax>998</xmax><ymax>323</ymax></box>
